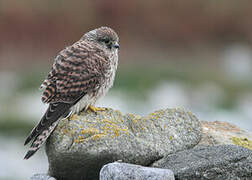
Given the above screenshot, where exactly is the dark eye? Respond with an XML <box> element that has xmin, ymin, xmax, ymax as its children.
<box><xmin>103</xmin><ymin>38</ymin><xmax>110</xmax><ymax>44</ymax></box>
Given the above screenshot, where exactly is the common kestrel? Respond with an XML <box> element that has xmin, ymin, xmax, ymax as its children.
<box><xmin>24</xmin><ymin>27</ymin><xmax>119</xmax><ymax>159</ymax></box>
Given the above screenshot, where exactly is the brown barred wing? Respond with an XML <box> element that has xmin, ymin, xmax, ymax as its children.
<box><xmin>41</xmin><ymin>42</ymin><xmax>108</xmax><ymax>104</ymax></box>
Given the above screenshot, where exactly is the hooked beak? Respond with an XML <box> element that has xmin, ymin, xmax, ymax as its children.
<box><xmin>113</xmin><ymin>42</ymin><xmax>120</xmax><ymax>49</ymax></box>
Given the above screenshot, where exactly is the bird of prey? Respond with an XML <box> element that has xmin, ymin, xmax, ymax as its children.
<box><xmin>24</xmin><ymin>27</ymin><xmax>119</xmax><ymax>159</ymax></box>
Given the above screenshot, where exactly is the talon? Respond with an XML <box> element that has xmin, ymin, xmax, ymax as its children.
<box><xmin>88</xmin><ymin>105</ymin><xmax>106</xmax><ymax>112</ymax></box>
<box><xmin>69</xmin><ymin>114</ymin><xmax>78</xmax><ymax>121</ymax></box>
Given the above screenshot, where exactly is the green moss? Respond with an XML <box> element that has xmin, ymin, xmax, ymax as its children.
<box><xmin>232</xmin><ymin>137</ymin><xmax>252</xmax><ymax>150</ymax></box>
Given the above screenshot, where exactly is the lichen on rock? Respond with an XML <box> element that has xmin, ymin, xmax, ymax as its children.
<box><xmin>46</xmin><ymin>107</ymin><xmax>202</xmax><ymax>180</ymax></box>
<box><xmin>199</xmin><ymin>121</ymin><xmax>252</xmax><ymax>149</ymax></box>
<box><xmin>232</xmin><ymin>137</ymin><xmax>252</xmax><ymax>150</ymax></box>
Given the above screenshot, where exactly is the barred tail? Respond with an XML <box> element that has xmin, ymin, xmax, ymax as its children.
<box><xmin>24</xmin><ymin>102</ymin><xmax>71</xmax><ymax>159</ymax></box>
<box><xmin>24</xmin><ymin>121</ymin><xmax>59</xmax><ymax>159</ymax></box>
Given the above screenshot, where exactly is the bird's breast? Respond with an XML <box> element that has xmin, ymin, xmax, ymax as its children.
<box><xmin>71</xmin><ymin>54</ymin><xmax>118</xmax><ymax>114</ymax></box>
<box><xmin>96</xmin><ymin>54</ymin><xmax>118</xmax><ymax>99</ymax></box>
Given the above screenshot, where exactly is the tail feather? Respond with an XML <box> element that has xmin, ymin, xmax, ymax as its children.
<box><xmin>24</xmin><ymin>103</ymin><xmax>71</xmax><ymax>145</ymax></box>
<box><xmin>24</xmin><ymin>149</ymin><xmax>38</xmax><ymax>160</ymax></box>
<box><xmin>24</xmin><ymin>121</ymin><xmax>59</xmax><ymax>159</ymax></box>
<box><xmin>24</xmin><ymin>102</ymin><xmax>71</xmax><ymax>159</ymax></box>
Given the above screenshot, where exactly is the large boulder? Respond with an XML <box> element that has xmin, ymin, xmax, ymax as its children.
<box><xmin>46</xmin><ymin>108</ymin><xmax>202</xmax><ymax>180</ymax></box>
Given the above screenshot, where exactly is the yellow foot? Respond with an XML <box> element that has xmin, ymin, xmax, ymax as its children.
<box><xmin>88</xmin><ymin>105</ymin><xmax>106</xmax><ymax>113</ymax></box>
<box><xmin>69</xmin><ymin>114</ymin><xmax>78</xmax><ymax>120</ymax></box>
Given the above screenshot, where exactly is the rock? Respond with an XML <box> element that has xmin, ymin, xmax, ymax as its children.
<box><xmin>30</xmin><ymin>174</ymin><xmax>56</xmax><ymax>180</ymax></box>
<box><xmin>100</xmin><ymin>162</ymin><xmax>175</xmax><ymax>180</ymax></box>
<box><xmin>152</xmin><ymin>145</ymin><xmax>252</xmax><ymax>180</ymax></box>
<box><xmin>46</xmin><ymin>108</ymin><xmax>202</xmax><ymax>180</ymax></box>
<box><xmin>199</xmin><ymin>121</ymin><xmax>252</xmax><ymax>150</ymax></box>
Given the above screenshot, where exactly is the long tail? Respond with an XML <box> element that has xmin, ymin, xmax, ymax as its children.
<box><xmin>24</xmin><ymin>102</ymin><xmax>71</xmax><ymax>159</ymax></box>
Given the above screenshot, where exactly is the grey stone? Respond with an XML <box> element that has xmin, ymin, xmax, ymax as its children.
<box><xmin>100</xmin><ymin>162</ymin><xmax>175</xmax><ymax>180</ymax></box>
<box><xmin>199</xmin><ymin>121</ymin><xmax>252</xmax><ymax>150</ymax></box>
<box><xmin>152</xmin><ymin>145</ymin><xmax>252</xmax><ymax>180</ymax></box>
<box><xmin>30</xmin><ymin>174</ymin><xmax>56</xmax><ymax>180</ymax></box>
<box><xmin>46</xmin><ymin>108</ymin><xmax>202</xmax><ymax>180</ymax></box>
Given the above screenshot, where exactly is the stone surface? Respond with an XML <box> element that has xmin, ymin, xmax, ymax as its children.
<box><xmin>199</xmin><ymin>121</ymin><xmax>252</xmax><ymax>150</ymax></box>
<box><xmin>46</xmin><ymin>108</ymin><xmax>202</xmax><ymax>180</ymax></box>
<box><xmin>100</xmin><ymin>162</ymin><xmax>175</xmax><ymax>180</ymax></box>
<box><xmin>30</xmin><ymin>174</ymin><xmax>56</xmax><ymax>180</ymax></box>
<box><xmin>152</xmin><ymin>145</ymin><xmax>252</xmax><ymax>180</ymax></box>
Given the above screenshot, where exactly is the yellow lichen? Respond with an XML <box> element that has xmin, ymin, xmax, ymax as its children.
<box><xmin>135</xmin><ymin>115</ymin><xmax>142</xmax><ymax>119</ymax></box>
<box><xmin>68</xmin><ymin>110</ymin><xmax>132</xmax><ymax>143</ymax></box>
<box><xmin>81</xmin><ymin>127</ymin><xmax>99</xmax><ymax>135</ymax></box>
<box><xmin>62</xmin><ymin>129</ymin><xmax>69</xmax><ymax>134</ymax></box>
<box><xmin>121</xmin><ymin>128</ymin><xmax>129</xmax><ymax>135</ymax></box>
<box><xmin>132</xmin><ymin>118</ymin><xmax>138</xmax><ymax>124</ymax></box>
<box><xmin>102</xmin><ymin>118</ymin><xmax>117</xmax><ymax>124</ymax></box>
<box><xmin>232</xmin><ymin>137</ymin><xmax>252</xmax><ymax>150</ymax></box>
<box><xmin>151</xmin><ymin>112</ymin><xmax>161</xmax><ymax>119</ymax></box>
<box><xmin>114</xmin><ymin>127</ymin><xmax>120</xmax><ymax>137</ymax></box>
<box><xmin>114</xmin><ymin>110</ymin><xmax>123</xmax><ymax>116</ymax></box>
<box><xmin>92</xmin><ymin>134</ymin><xmax>106</xmax><ymax>140</ymax></box>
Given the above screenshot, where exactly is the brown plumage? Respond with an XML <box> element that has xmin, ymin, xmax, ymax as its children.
<box><xmin>24</xmin><ymin>27</ymin><xmax>119</xmax><ymax>159</ymax></box>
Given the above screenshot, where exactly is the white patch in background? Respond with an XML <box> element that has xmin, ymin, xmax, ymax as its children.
<box><xmin>190</xmin><ymin>82</ymin><xmax>225</xmax><ymax>111</ymax></box>
<box><xmin>14</xmin><ymin>92</ymin><xmax>47</xmax><ymax>122</ymax></box>
<box><xmin>236</xmin><ymin>92</ymin><xmax>252</xmax><ymax>130</ymax></box>
<box><xmin>0</xmin><ymin>136</ymin><xmax>48</xmax><ymax>180</ymax></box>
<box><xmin>148</xmin><ymin>81</ymin><xmax>189</xmax><ymax>111</ymax></box>
<box><xmin>97</xmin><ymin>91</ymin><xmax>133</xmax><ymax>114</ymax></box>
<box><xmin>198</xmin><ymin>109</ymin><xmax>250</xmax><ymax>131</ymax></box>
<box><xmin>221</xmin><ymin>44</ymin><xmax>252</xmax><ymax>82</ymax></box>
<box><xmin>0</xmin><ymin>71</ymin><xmax>19</xmax><ymax>99</ymax></box>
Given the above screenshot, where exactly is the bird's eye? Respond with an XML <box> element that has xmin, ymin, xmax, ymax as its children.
<box><xmin>103</xmin><ymin>39</ymin><xmax>110</xmax><ymax>44</ymax></box>
<box><xmin>99</xmin><ymin>38</ymin><xmax>112</xmax><ymax>49</ymax></box>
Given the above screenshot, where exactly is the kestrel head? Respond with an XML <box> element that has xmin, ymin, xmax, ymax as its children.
<box><xmin>83</xmin><ymin>27</ymin><xmax>119</xmax><ymax>51</ymax></box>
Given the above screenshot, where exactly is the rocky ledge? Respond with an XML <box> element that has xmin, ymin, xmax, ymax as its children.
<box><xmin>31</xmin><ymin>108</ymin><xmax>252</xmax><ymax>180</ymax></box>
<box><xmin>46</xmin><ymin>108</ymin><xmax>201</xmax><ymax>180</ymax></box>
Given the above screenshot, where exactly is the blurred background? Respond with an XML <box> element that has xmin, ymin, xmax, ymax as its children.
<box><xmin>1</xmin><ymin>0</ymin><xmax>252</xmax><ymax>179</ymax></box>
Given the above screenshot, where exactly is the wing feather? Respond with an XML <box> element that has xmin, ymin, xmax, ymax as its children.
<box><xmin>41</xmin><ymin>41</ymin><xmax>109</xmax><ymax>104</ymax></box>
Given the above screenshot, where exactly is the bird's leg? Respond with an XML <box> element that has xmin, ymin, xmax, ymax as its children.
<box><xmin>88</xmin><ymin>105</ymin><xmax>106</xmax><ymax>112</ymax></box>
